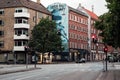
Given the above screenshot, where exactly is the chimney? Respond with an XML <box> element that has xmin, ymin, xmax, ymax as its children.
<box><xmin>77</xmin><ymin>3</ymin><xmax>83</xmax><ymax>11</ymax></box>
<box><xmin>92</xmin><ymin>5</ymin><xmax>94</xmax><ymax>12</ymax></box>
<box><xmin>37</xmin><ymin>0</ymin><xmax>40</xmax><ymax>3</ymax></box>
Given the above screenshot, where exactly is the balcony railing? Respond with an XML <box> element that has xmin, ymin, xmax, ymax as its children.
<box><xmin>14</xmin><ymin>12</ymin><xmax>30</xmax><ymax>18</ymax></box>
<box><xmin>14</xmin><ymin>23</ymin><xmax>30</xmax><ymax>29</ymax></box>
<box><xmin>14</xmin><ymin>46</ymin><xmax>25</xmax><ymax>51</ymax></box>
<box><xmin>14</xmin><ymin>34</ymin><xmax>29</xmax><ymax>40</ymax></box>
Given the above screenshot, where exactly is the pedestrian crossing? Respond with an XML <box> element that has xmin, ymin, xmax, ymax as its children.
<box><xmin>78</xmin><ymin>68</ymin><xmax>102</xmax><ymax>72</ymax></box>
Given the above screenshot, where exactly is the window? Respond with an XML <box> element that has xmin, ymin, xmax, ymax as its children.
<box><xmin>15</xmin><ymin>41</ymin><xmax>28</xmax><ymax>46</ymax></box>
<box><xmin>15</xmin><ymin>29</ymin><xmax>22</xmax><ymax>36</ymax></box>
<box><xmin>0</xmin><ymin>20</ymin><xmax>4</xmax><ymax>26</ymax></box>
<box><xmin>15</xmin><ymin>8</ymin><xmax>28</xmax><ymax>13</ymax></box>
<box><xmin>0</xmin><ymin>41</ymin><xmax>4</xmax><ymax>47</ymax></box>
<box><xmin>15</xmin><ymin>18</ymin><xmax>28</xmax><ymax>24</ymax></box>
<box><xmin>15</xmin><ymin>29</ymin><xmax>28</xmax><ymax>36</ymax></box>
<box><xmin>16</xmin><ymin>9</ymin><xmax>22</xmax><ymax>13</ymax></box>
<box><xmin>0</xmin><ymin>31</ymin><xmax>4</xmax><ymax>36</ymax></box>
<box><xmin>23</xmin><ymin>30</ymin><xmax>28</xmax><ymax>35</ymax></box>
<box><xmin>0</xmin><ymin>9</ymin><xmax>4</xmax><ymax>15</ymax></box>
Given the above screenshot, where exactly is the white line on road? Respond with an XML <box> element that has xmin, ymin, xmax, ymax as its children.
<box><xmin>15</xmin><ymin>73</ymin><xmax>42</xmax><ymax>80</ymax></box>
<box><xmin>96</xmin><ymin>72</ymin><xmax>103</xmax><ymax>80</ymax></box>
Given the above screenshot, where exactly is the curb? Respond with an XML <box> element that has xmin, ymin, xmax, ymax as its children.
<box><xmin>0</xmin><ymin>68</ymin><xmax>41</xmax><ymax>75</ymax></box>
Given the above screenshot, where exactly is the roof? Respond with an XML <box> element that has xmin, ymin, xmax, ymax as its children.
<box><xmin>68</xmin><ymin>7</ymin><xmax>88</xmax><ymax>17</ymax></box>
<box><xmin>0</xmin><ymin>0</ymin><xmax>51</xmax><ymax>15</ymax></box>
<box><xmin>84</xmin><ymin>8</ymin><xmax>98</xmax><ymax>20</ymax></box>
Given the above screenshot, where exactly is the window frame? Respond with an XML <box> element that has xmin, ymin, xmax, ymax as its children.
<box><xmin>15</xmin><ymin>8</ymin><xmax>28</xmax><ymax>13</ymax></box>
<box><xmin>0</xmin><ymin>30</ymin><xmax>4</xmax><ymax>36</ymax></box>
<box><xmin>0</xmin><ymin>9</ymin><xmax>4</xmax><ymax>15</ymax></box>
<box><xmin>0</xmin><ymin>41</ymin><xmax>4</xmax><ymax>48</ymax></box>
<box><xmin>0</xmin><ymin>20</ymin><xmax>4</xmax><ymax>26</ymax></box>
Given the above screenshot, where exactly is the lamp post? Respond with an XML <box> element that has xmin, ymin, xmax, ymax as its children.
<box><xmin>96</xmin><ymin>43</ymin><xmax>99</xmax><ymax>60</ymax></box>
<box><xmin>12</xmin><ymin>50</ymin><xmax>16</xmax><ymax>65</ymax></box>
<box><xmin>34</xmin><ymin>51</ymin><xmax>38</xmax><ymax>68</ymax></box>
<box><xmin>24</xmin><ymin>46</ymin><xmax>28</xmax><ymax>69</ymax></box>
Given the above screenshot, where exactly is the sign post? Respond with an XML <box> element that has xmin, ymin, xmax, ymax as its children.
<box><xmin>104</xmin><ymin>45</ymin><xmax>108</xmax><ymax>71</ymax></box>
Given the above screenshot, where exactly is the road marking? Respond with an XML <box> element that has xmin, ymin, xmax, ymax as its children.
<box><xmin>15</xmin><ymin>73</ymin><xmax>41</xmax><ymax>80</ymax></box>
<box><xmin>96</xmin><ymin>72</ymin><xmax>103</xmax><ymax>80</ymax></box>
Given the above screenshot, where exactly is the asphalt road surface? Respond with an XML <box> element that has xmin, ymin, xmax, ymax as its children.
<box><xmin>0</xmin><ymin>62</ymin><xmax>103</xmax><ymax>80</ymax></box>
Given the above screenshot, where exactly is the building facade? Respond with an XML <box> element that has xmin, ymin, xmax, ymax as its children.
<box><xmin>77</xmin><ymin>4</ymin><xmax>105</xmax><ymax>61</ymax></box>
<box><xmin>0</xmin><ymin>0</ymin><xmax>51</xmax><ymax>63</ymax></box>
<box><xmin>48</xmin><ymin>3</ymin><xmax>89</xmax><ymax>62</ymax></box>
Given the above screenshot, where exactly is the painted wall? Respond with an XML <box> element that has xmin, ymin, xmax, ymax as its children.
<box><xmin>47</xmin><ymin>3</ymin><xmax>69</xmax><ymax>52</ymax></box>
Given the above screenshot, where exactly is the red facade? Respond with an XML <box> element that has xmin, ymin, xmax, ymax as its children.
<box><xmin>69</xmin><ymin>10</ymin><xmax>88</xmax><ymax>50</ymax></box>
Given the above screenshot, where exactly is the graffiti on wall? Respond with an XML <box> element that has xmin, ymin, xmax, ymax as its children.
<box><xmin>48</xmin><ymin>3</ymin><xmax>69</xmax><ymax>52</ymax></box>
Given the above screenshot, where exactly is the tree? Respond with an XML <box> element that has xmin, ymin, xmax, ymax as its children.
<box><xmin>28</xmin><ymin>17</ymin><xmax>62</xmax><ymax>54</ymax></box>
<box><xmin>95</xmin><ymin>13</ymin><xmax>114</xmax><ymax>45</ymax></box>
<box><xmin>95</xmin><ymin>0</ymin><xmax>120</xmax><ymax>48</ymax></box>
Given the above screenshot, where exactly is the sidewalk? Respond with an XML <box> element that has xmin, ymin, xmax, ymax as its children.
<box><xmin>97</xmin><ymin>70</ymin><xmax>120</xmax><ymax>80</ymax></box>
<box><xmin>0</xmin><ymin>64</ymin><xmax>40</xmax><ymax>75</ymax></box>
<box><xmin>96</xmin><ymin>62</ymin><xmax>120</xmax><ymax>80</ymax></box>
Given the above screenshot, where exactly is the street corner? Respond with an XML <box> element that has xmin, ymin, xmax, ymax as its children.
<box><xmin>96</xmin><ymin>70</ymin><xmax>117</xmax><ymax>80</ymax></box>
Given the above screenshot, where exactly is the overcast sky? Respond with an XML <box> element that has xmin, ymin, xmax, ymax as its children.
<box><xmin>32</xmin><ymin>0</ymin><xmax>108</xmax><ymax>16</ymax></box>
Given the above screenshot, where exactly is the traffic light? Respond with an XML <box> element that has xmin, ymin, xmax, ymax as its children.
<box><xmin>92</xmin><ymin>35</ymin><xmax>97</xmax><ymax>43</ymax></box>
<box><xmin>104</xmin><ymin>46</ymin><xmax>108</xmax><ymax>53</ymax></box>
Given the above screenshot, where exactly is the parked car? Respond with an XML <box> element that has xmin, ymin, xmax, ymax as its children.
<box><xmin>79</xmin><ymin>58</ymin><xmax>86</xmax><ymax>63</ymax></box>
<box><xmin>108</xmin><ymin>56</ymin><xmax>118</xmax><ymax>62</ymax></box>
<box><xmin>76</xmin><ymin>58</ymin><xmax>86</xmax><ymax>63</ymax></box>
<box><xmin>7</xmin><ymin>60</ymin><xmax>14</xmax><ymax>64</ymax></box>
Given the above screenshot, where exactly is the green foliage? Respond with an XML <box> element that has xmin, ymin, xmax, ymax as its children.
<box><xmin>95</xmin><ymin>0</ymin><xmax>120</xmax><ymax>48</ymax></box>
<box><xmin>28</xmin><ymin>17</ymin><xmax>62</xmax><ymax>53</ymax></box>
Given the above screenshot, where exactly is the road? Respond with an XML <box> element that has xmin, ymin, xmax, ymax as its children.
<box><xmin>0</xmin><ymin>62</ymin><xmax>104</xmax><ymax>80</ymax></box>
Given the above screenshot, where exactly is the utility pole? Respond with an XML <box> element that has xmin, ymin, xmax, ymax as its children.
<box><xmin>25</xmin><ymin>46</ymin><xmax>28</xmax><ymax>69</ymax></box>
<box><xmin>92</xmin><ymin>34</ymin><xmax>98</xmax><ymax>60</ymax></box>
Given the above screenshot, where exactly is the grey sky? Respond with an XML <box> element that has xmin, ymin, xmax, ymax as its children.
<box><xmin>32</xmin><ymin>0</ymin><xmax>108</xmax><ymax>16</ymax></box>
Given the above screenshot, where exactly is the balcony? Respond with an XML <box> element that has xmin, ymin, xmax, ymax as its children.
<box><xmin>14</xmin><ymin>24</ymin><xmax>30</xmax><ymax>29</ymax></box>
<box><xmin>14</xmin><ymin>12</ymin><xmax>30</xmax><ymax>18</ymax></box>
<box><xmin>14</xmin><ymin>46</ymin><xmax>25</xmax><ymax>51</ymax></box>
<box><xmin>14</xmin><ymin>34</ymin><xmax>29</xmax><ymax>40</ymax></box>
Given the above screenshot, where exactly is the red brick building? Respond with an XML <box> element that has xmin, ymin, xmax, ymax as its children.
<box><xmin>69</xmin><ymin>7</ymin><xmax>89</xmax><ymax>61</ymax></box>
<box><xmin>84</xmin><ymin>8</ymin><xmax>105</xmax><ymax>61</ymax></box>
<box><xmin>77</xmin><ymin>4</ymin><xmax>105</xmax><ymax>61</ymax></box>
